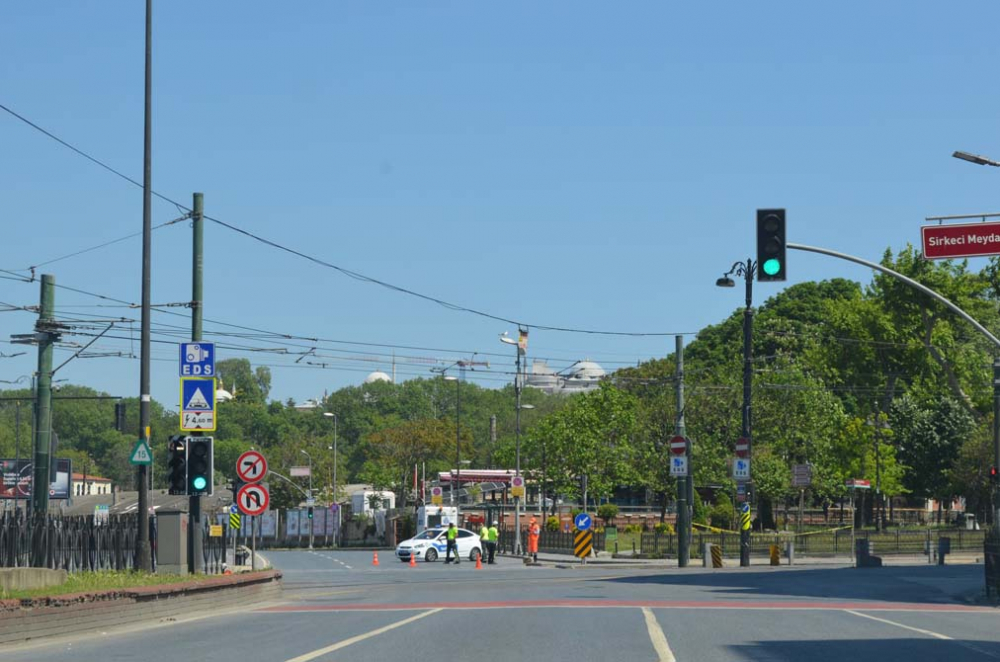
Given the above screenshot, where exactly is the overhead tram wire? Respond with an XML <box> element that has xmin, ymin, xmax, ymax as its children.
<box><xmin>1</xmin><ymin>100</ymin><xmax>693</xmax><ymax>339</ymax></box>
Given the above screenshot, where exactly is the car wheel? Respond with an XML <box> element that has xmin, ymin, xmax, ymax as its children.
<box><xmin>425</xmin><ymin>548</ymin><xmax>438</xmax><ymax>562</ymax></box>
<box><xmin>469</xmin><ymin>548</ymin><xmax>481</xmax><ymax>562</ymax></box>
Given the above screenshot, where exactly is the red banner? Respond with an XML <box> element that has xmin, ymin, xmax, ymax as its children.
<box><xmin>921</xmin><ymin>222</ymin><xmax>1000</xmax><ymax>259</ymax></box>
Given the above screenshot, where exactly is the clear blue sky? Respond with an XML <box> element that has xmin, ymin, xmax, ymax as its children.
<box><xmin>2</xmin><ymin>2</ymin><xmax>1000</xmax><ymax>409</ymax></box>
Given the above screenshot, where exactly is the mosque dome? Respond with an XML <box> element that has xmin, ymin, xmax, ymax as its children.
<box><xmin>364</xmin><ymin>371</ymin><xmax>393</xmax><ymax>384</ymax></box>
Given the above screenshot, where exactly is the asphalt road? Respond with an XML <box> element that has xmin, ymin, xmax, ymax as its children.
<box><xmin>5</xmin><ymin>550</ymin><xmax>1000</xmax><ymax>661</ymax></box>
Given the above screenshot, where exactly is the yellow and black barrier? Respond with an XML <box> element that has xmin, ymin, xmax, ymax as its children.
<box><xmin>710</xmin><ymin>544</ymin><xmax>723</xmax><ymax>568</ymax></box>
<box><xmin>769</xmin><ymin>544</ymin><xmax>780</xmax><ymax>566</ymax></box>
<box><xmin>574</xmin><ymin>530</ymin><xmax>593</xmax><ymax>559</ymax></box>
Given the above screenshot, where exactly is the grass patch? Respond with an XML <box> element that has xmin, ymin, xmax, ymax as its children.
<box><xmin>1</xmin><ymin>570</ymin><xmax>208</xmax><ymax>601</ymax></box>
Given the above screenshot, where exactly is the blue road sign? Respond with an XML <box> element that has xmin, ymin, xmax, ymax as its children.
<box><xmin>741</xmin><ymin>503</ymin><xmax>751</xmax><ymax>514</ymax></box>
<box><xmin>574</xmin><ymin>512</ymin><xmax>592</xmax><ymax>531</ymax></box>
<box><xmin>230</xmin><ymin>504</ymin><xmax>239</xmax><ymax>515</ymax></box>
<box><xmin>180</xmin><ymin>377</ymin><xmax>216</xmax><ymax>432</ymax></box>
<box><xmin>179</xmin><ymin>342</ymin><xmax>215</xmax><ymax>377</ymax></box>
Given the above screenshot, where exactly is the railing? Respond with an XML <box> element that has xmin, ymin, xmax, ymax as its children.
<box><xmin>496</xmin><ymin>527</ymin><xmax>605</xmax><ymax>555</ymax></box>
<box><xmin>632</xmin><ymin>528</ymin><xmax>985</xmax><ymax>559</ymax></box>
<box><xmin>0</xmin><ymin>512</ymin><xmax>146</xmax><ymax>572</ymax></box>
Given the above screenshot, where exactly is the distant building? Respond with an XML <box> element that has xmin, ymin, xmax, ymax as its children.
<box><xmin>73</xmin><ymin>473</ymin><xmax>112</xmax><ymax>496</ymax></box>
<box><xmin>525</xmin><ymin>359</ymin><xmax>606</xmax><ymax>395</ymax></box>
<box><xmin>364</xmin><ymin>370</ymin><xmax>393</xmax><ymax>385</ymax></box>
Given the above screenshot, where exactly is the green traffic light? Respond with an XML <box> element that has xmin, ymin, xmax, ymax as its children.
<box><xmin>762</xmin><ymin>258</ymin><xmax>782</xmax><ymax>276</ymax></box>
<box><xmin>192</xmin><ymin>476</ymin><xmax>207</xmax><ymax>491</ymax></box>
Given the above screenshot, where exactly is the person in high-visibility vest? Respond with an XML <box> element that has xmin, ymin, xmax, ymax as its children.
<box><xmin>479</xmin><ymin>522</ymin><xmax>490</xmax><ymax>562</ymax></box>
<box><xmin>486</xmin><ymin>521</ymin><xmax>500</xmax><ymax>564</ymax></box>
<box><xmin>527</xmin><ymin>516</ymin><xmax>540</xmax><ymax>562</ymax></box>
<box><xmin>445</xmin><ymin>522</ymin><xmax>460</xmax><ymax>564</ymax></box>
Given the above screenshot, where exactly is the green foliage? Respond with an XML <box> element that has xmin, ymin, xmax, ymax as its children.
<box><xmin>545</xmin><ymin>516</ymin><xmax>560</xmax><ymax>532</ymax></box>
<box><xmin>708</xmin><ymin>495</ymin><xmax>735</xmax><ymax>530</ymax></box>
<box><xmin>597</xmin><ymin>503</ymin><xmax>619</xmax><ymax>525</ymax></box>
<box><xmin>653</xmin><ymin>522</ymin><xmax>674</xmax><ymax>535</ymax></box>
<box><xmin>623</xmin><ymin>523</ymin><xmax>643</xmax><ymax>534</ymax></box>
<box><xmin>692</xmin><ymin>496</ymin><xmax>708</xmax><ymax>525</ymax></box>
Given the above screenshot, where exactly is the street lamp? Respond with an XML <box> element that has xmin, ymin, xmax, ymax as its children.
<box><xmin>443</xmin><ymin>375</ymin><xmax>461</xmax><ymax>514</ymax></box>
<box><xmin>953</xmin><ymin>151</ymin><xmax>1000</xmax><ymax>167</ymax></box>
<box><xmin>716</xmin><ymin>259</ymin><xmax>755</xmax><ymax>568</ymax></box>
<box><xmin>501</xmin><ymin>331</ymin><xmax>528</xmax><ymax>555</ymax></box>
<box><xmin>323</xmin><ymin>412</ymin><xmax>339</xmax><ymax>545</ymax></box>
<box><xmin>300</xmin><ymin>449</ymin><xmax>314</xmax><ymax>549</ymax></box>
<box><xmin>953</xmin><ymin>147</ymin><xmax>1000</xmax><ymax>530</ymax></box>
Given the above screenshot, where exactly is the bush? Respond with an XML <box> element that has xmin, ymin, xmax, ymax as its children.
<box><xmin>709</xmin><ymin>495</ymin><xmax>735</xmax><ymax>530</ymax></box>
<box><xmin>624</xmin><ymin>523</ymin><xmax>643</xmax><ymax>534</ymax></box>
<box><xmin>653</xmin><ymin>522</ymin><xmax>675</xmax><ymax>535</ymax></box>
<box><xmin>692</xmin><ymin>497</ymin><xmax>708</xmax><ymax>525</ymax></box>
<box><xmin>597</xmin><ymin>503</ymin><xmax>619</xmax><ymax>525</ymax></box>
<box><xmin>545</xmin><ymin>516</ymin><xmax>560</xmax><ymax>532</ymax></box>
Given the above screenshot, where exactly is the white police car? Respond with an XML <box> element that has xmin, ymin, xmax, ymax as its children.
<box><xmin>395</xmin><ymin>527</ymin><xmax>482</xmax><ymax>563</ymax></box>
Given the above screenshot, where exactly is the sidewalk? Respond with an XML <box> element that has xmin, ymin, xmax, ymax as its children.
<box><xmin>531</xmin><ymin>550</ymin><xmax>983</xmax><ymax>568</ymax></box>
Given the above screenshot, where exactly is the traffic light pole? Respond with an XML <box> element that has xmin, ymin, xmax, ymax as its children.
<box><xmin>740</xmin><ymin>258</ymin><xmax>754</xmax><ymax>568</ymax></box>
<box><xmin>189</xmin><ymin>192</ymin><xmax>204</xmax><ymax>573</ymax></box>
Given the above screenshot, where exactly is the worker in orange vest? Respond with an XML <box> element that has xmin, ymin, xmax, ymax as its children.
<box><xmin>527</xmin><ymin>516</ymin><xmax>541</xmax><ymax>562</ymax></box>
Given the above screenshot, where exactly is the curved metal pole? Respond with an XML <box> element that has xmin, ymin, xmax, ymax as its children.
<box><xmin>788</xmin><ymin>243</ymin><xmax>1000</xmax><ymax>349</ymax></box>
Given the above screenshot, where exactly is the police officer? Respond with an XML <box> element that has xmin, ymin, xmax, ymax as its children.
<box><xmin>487</xmin><ymin>521</ymin><xmax>499</xmax><ymax>564</ymax></box>
<box><xmin>445</xmin><ymin>522</ymin><xmax>460</xmax><ymax>564</ymax></box>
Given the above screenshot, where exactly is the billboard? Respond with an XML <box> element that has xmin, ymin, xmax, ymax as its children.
<box><xmin>0</xmin><ymin>458</ymin><xmax>73</xmax><ymax>500</ymax></box>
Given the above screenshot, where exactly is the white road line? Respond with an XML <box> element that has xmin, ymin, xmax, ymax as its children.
<box><xmin>281</xmin><ymin>608</ymin><xmax>442</xmax><ymax>662</ymax></box>
<box><xmin>844</xmin><ymin>610</ymin><xmax>952</xmax><ymax>640</ymax></box>
<box><xmin>642</xmin><ymin>608</ymin><xmax>677</xmax><ymax>662</ymax></box>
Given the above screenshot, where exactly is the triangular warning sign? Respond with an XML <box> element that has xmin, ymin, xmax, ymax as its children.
<box><xmin>130</xmin><ymin>440</ymin><xmax>153</xmax><ymax>465</ymax></box>
<box><xmin>186</xmin><ymin>387</ymin><xmax>210</xmax><ymax>410</ymax></box>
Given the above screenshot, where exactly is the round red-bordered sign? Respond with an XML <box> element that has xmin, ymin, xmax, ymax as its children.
<box><xmin>670</xmin><ymin>435</ymin><xmax>687</xmax><ymax>455</ymax></box>
<box><xmin>236</xmin><ymin>450</ymin><xmax>268</xmax><ymax>483</ymax></box>
<box><xmin>236</xmin><ymin>483</ymin><xmax>270</xmax><ymax>516</ymax></box>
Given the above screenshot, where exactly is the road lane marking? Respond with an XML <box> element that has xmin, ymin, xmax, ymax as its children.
<box><xmin>642</xmin><ymin>608</ymin><xmax>677</xmax><ymax>662</ymax></box>
<box><xmin>281</xmin><ymin>608</ymin><xmax>442</xmax><ymax>662</ymax></box>
<box><xmin>844</xmin><ymin>610</ymin><xmax>952</xmax><ymax>640</ymax></box>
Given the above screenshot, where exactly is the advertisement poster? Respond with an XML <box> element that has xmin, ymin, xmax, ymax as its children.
<box><xmin>286</xmin><ymin>509</ymin><xmax>300</xmax><ymax>537</ymax></box>
<box><xmin>0</xmin><ymin>458</ymin><xmax>72</xmax><ymax>500</ymax></box>
<box><xmin>260</xmin><ymin>510</ymin><xmax>277</xmax><ymax>538</ymax></box>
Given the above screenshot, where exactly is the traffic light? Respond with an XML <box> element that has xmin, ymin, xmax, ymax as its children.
<box><xmin>756</xmin><ymin>208</ymin><xmax>787</xmax><ymax>282</ymax></box>
<box><xmin>186</xmin><ymin>436</ymin><xmax>214</xmax><ymax>496</ymax></box>
<box><xmin>990</xmin><ymin>466</ymin><xmax>998</xmax><ymax>483</ymax></box>
<box><xmin>307</xmin><ymin>506</ymin><xmax>314</xmax><ymax>520</ymax></box>
<box><xmin>114</xmin><ymin>402</ymin><xmax>126</xmax><ymax>432</ymax></box>
<box><xmin>167</xmin><ymin>435</ymin><xmax>188</xmax><ymax>495</ymax></box>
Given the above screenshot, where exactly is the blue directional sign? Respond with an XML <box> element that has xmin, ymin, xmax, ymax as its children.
<box><xmin>574</xmin><ymin>512</ymin><xmax>592</xmax><ymax>532</ymax></box>
<box><xmin>741</xmin><ymin>503</ymin><xmax>751</xmax><ymax>514</ymax></box>
<box><xmin>229</xmin><ymin>504</ymin><xmax>239</xmax><ymax>515</ymax></box>
<box><xmin>179</xmin><ymin>342</ymin><xmax>215</xmax><ymax>377</ymax></box>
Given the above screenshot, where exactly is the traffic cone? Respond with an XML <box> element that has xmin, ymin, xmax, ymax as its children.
<box><xmin>475</xmin><ymin>554</ymin><xmax>483</xmax><ymax>570</ymax></box>
<box><xmin>373</xmin><ymin>551</ymin><xmax>380</xmax><ymax>566</ymax></box>
<box><xmin>409</xmin><ymin>554</ymin><xmax>417</xmax><ymax>568</ymax></box>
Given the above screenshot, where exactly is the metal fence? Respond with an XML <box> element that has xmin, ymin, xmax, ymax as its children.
<box><xmin>0</xmin><ymin>512</ymin><xmax>145</xmax><ymax>572</ymax></box>
<box><xmin>495</xmin><ymin>527</ymin><xmax>605</xmax><ymax>555</ymax></box>
<box><xmin>629</xmin><ymin>528</ymin><xmax>986</xmax><ymax>559</ymax></box>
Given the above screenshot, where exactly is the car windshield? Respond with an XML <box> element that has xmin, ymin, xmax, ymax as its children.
<box><xmin>412</xmin><ymin>530</ymin><xmax>443</xmax><ymax>541</ymax></box>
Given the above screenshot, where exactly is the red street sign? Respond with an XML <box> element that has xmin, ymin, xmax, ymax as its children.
<box><xmin>735</xmin><ymin>437</ymin><xmax>749</xmax><ymax>458</ymax></box>
<box><xmin>236</xmin><ymin>450</ymin><xmax>268</xmax><ymax>484</ymax></box>
<box><xmin>845</xmin><ymin>479</ymin><xmax>871</xmax><ymax>489</ymax></box>
<box><xmin>236</xmin><ymin>483</ymin><xmax>270</xmax><ymax>516</ymax></box>
<box><xmin>670</xmin><ymin>436</ymin><xmax>687</xmax><ymax>455</ymax></box>
<box><xmin>921</xmin><ymin>222</ymin><xmax>1000</xmax><ymax>260</ymax></box>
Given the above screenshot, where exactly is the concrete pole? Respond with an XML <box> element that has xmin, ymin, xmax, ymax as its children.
<box><xmin>740</xmin><ymin>258</ymin><xmax>754</xmax><ymax>568</ymax></box>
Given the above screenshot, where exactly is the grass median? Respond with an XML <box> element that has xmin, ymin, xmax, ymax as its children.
<box><xmin>1</xmin><ymin>570</ymin><xmax>213</xmax><ymax>601</ymax></box>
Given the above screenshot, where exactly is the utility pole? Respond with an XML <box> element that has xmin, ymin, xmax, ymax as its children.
<box><xmin>189</xmin><ymin>192</ymin><xmax>204</xmax><ymax>573</ymax></box>
<box><xmin>514</xmin><ymin>342</ymin><xmax>522</xmax><ymax>557</ymax></box>
<box><xmin>675</xmin><ymin>335</ymin><xmax>690</xmax><ymax>567</ymax></box>
<box><xmin>31</xmin><ymin>275</ymin><xmax>56</xmax><ymax>520</ymax></box>
<box><xmin>135</xmin><ymin>0</ymin><xmax>154</xmax><ymax>572</ymax></box>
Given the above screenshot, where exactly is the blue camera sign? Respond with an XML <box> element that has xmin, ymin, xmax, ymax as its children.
<box><xmin>179</xmin><ymin>342</ymin><xmax>215</xmax><ymax>377</ymax></box>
